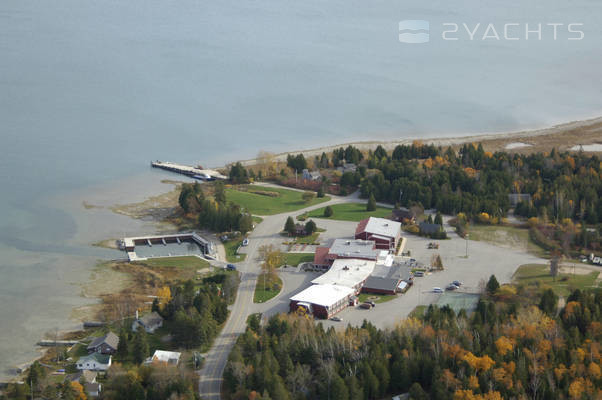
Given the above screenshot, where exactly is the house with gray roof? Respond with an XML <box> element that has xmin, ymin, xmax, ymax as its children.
<box><xmin>87</xmin><ymin>331</ymin><xmax>119</xmax><ymax>355</ymax></box>
<box><xmin>132</xmin><ymin>311</ymin><xmax>163</xmax><ymax>333</ymax></box>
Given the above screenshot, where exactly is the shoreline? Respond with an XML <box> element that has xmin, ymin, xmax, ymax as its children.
<box><xmin>6</xmin><ymin>114</ymin><xmax>602</xmax><ymax>383</ymax></box>
<box><xmin>234</xmin><ymin>115</ymin><xmax>602</xmax><ymax>167</ymax></box>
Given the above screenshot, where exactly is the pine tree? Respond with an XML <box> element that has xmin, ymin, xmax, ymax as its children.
<box><xmin>367</xmin><ymin>194</ymin><xmax>376</xmax><ymax>212</ymax></box>
<box><xmin>305</xmin><ymin>220</ymin><xmax>317</xmax><ymax>235</ymax></box>
<box><xmin>486</xmin><ymin>274</ymin><xmax>500</xmax><ymax>295</ymax></box>
<box><xmin>324</xmin><ymin>206</ymin><xmax>334</xmax><ymax>217</ymax></box>
<box><xmin>284</xmin><ymin>216</ymin><xmax>295</xmax><ymax>236</ymax></box>
<box><xmin>132</xmin><ymin>327</ymin><xmax>149</xmax><ymax>364</ymax></box>
<box><xmin>117</xmin><ymin>330</ymin><xmax>129</xmax><ymax>359</ymax></box>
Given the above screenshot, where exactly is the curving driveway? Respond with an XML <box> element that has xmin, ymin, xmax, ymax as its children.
<box><xmin>197</xmin><ymin>191</ymin><xmax>358</xmax><ymax>398</ymax></box>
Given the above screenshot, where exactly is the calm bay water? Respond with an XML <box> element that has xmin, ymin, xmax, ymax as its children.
<box><xmin>1</xmin><ymin>0</ymin><xmax>601</xmax><ymax>378</ymax></box>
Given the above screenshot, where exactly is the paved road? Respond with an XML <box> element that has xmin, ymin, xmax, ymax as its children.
<box><xmin>197</xmin><ymin>191</ymin><xmax>353</xmax><ymax>399</ymax></box>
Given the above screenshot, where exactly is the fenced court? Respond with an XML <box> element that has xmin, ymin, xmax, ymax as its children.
<box><xmin>436</xmin><ymin>292</ymin><xmax>481</xmax><ymax>314</ymax></box>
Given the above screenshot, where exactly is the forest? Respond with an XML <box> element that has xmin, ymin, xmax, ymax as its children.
<box><xmin>359</xmin><ymin>144</ymin><xmax>602</xmax><ymax>224</ymax></box>
<box><xmin>224</xmin><ymin>284</ymin><xmax>601</xmax><ymax>400</ymax></box>
<box><xmin>178</xmin><ymin>181</ymin><xmax>253</xmax><ymax>234</ymax></box>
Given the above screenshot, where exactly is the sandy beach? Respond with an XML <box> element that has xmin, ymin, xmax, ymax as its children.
<box><xmin>236</xmin><ymin>116</ymin><xmax>602</xmax><ymax>167</ymax></box>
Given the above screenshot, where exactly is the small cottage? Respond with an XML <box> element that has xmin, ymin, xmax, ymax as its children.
<box><xmin>132</xmin><ymin>311</ymin><xmax>163</xmax><ymax>333</ymax></box>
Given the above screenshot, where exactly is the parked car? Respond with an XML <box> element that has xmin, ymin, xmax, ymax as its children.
<box><xmin>452</xmin><ymin>280</ymin><xmax>462</xmax><ymax>287</ymax></box>
<box><xmin>330</xmin><ymin>316</ymin><xmax>343</xmax><ymax>322</ymax></box>
<box><xmin>242</xmin><ymin>238</ymin><xmax>249</xmax><ymax>246</ymax></box>
<box><xmin>446</xmin><ymin>284</ymin><xmax>459</xmax><ymax>291</ymax></box>
<box><xmin>414</xmin><ymin>271</ymin><xmax>424</xmax><ymax>277</ymax></box>
<box><xmin>433</xmin><ymin>287</ymin><xmax>443</xmax><ymax>293</ymax></box>
<box><xmin>226</xmin><ymin>264</ymin><xmax>237</xmax><ymax>271</ymax></box>
<box><xmin>359</xmin><ymin>302</ymin><xmax>372</xmax><ymax>309</ymax></box>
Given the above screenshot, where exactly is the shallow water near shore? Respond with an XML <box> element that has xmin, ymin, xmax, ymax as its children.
<box><xmin>1</xmin><ymin>0</ymin><xmax>602</xmax><ymax>379</ymax></box>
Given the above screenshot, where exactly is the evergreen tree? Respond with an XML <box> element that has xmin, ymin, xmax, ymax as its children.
<box><xmin>240</xmin><ymin>214</ymin><xmax>254</xmax><ymax>234</ymax></box>
<box><xmin>214</xmin><ymin>181</ymin><xmax>226</xmax><ymax>204</ymax></box>
<box><xmin>317</xmin><ymin>186</ymin><xmax>325</xmax><ymax>198</ymax></box>
<box><xmin>305</xmin><ymin>220</ymin><xmax>317</xmax><ymax>235</ymax></box>
<box><xmin>539</xmin><ymin>288</ymin><xmax>558</xmax><ymax>315</ymax></box>
<box><xmin>324</xmin><ymin>206</ymin><xmax>334</xmax><ymax>218</ymax></box>
<box><xmin>117</xmin><ymin>329</ymin><xmax>129</xmax><ymax>359</ymax></box>
<box><xmin>132</xmin><ymin>327</ymin><xmax>149</xmax><ymax>364</ymax></box>
<box><xmin>486</xmin><ymin>274</ymin><xmax>500</xmax><ymax>295</ymax></box>
<box><xmin>284</xmin><ymin>216</ymin><xmax>296</xmax><ymax>236</ymax></box>
<box><xmin>434</xmin><ymin>212</ymin><xmax>443</xmax><ymax>225</ymax></box>
<box><xmin>367</xmin><ymin>193</ymin><xmax>376</xmax><ymax>212</ymax></box>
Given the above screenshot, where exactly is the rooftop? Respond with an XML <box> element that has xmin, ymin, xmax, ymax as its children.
<box><xmin>78</xmin><ymin>353</ymin><xmax>111</xmax><ymax>365</ymax></box>
<box><xmin>87</xmin><ymin>331</ymin><xmax>119</xmax><ymax>351</ymax></box>
<box><xmin>139</xmin><ymin>311</ymin><xmax>163</xmax><ymax>327</ymax></box>
<box><xmin>328</xmin><ymin>239</ymin><xmax>379</xmax><ymax>260</ymax></box>
<box><xmin>311</xmin><ymin>258</ymin><xmax>375</xmax><ymax>288</ymax></box>
<box><xmin>151</xmin><ymin>350</ymin><xmax>181</xmax><ymax>364</ymax></box>
<box><xmin>356</xmin><ymin>217</ymin><xmax>401</xmax><ymax>238</ymax></box>
<box><xmin>290</xmin><ymin>284</ymin><xmax>355</xmax><ymax>308</ymax></box>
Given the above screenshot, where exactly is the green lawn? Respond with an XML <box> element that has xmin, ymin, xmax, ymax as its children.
<box><xmin>409</xmin><ymin>305</ymin><xmax>427</xmax><ymax>319</ymax></box>
<box><xmin>283</xmin><ymin>253</ymin><xmax>314</xmax><ymax>267</ymax></box>
<box><xmin>513</xmin><ymin>263</ymin><xmax>600</xmax><ymax>297</ymax></box>
<box><xmin>225</xmin><ymin>185</ymin><xmax>330</xmax><ymax>215</ymax></box>
<box><xmin>307</xmin><ymin>202</ymin><xmax>392</xmax><ymax>222</ymax></box>
<box><xmin>358</xmin><ymin>293</ymin><xmax>397</xmax><ymax>304</ymax></box>
<box><xmin>140</xmin><ymin>256</ymin><xmax>210</xmax><ymax>270</ymax></box>
<box><xmin>468</xmin><ymin>225</ymin><xmax>546</xmax><ymax>257</ymax></box>
<box><xmin>254</xmin><ymin>273</ymin><xmax>283</xmax><ymax>303</ymax></box>
<box><xmin>293</xmin><ymin>232</ymin><xmax>320</xmax><ymax>245</ymax></box>
<box><xmin>224</xmin><ymin>238</ymin><xmax>246</xmax><ymax>262</ymax></box>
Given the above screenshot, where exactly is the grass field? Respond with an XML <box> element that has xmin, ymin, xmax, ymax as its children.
<box><xmin>358</xmin><ymin>293</ymin><xmax>397</xmax><ymax>304</ymax></box>
<box><xmin>223</xmin><ymin>238</ymin><xmax>246</xmax><ymax>262</ymax></box>
<box><xmin>513</xmin><ymin>263</ymin><xmax>600</xmax><ymax>297</ymax></box>
<box><xmin>225</xmin><ymin>185</ymin><xmax>330</xmax><ymax>215</ymax></box>
<box><xmin>283</xmin><ymin>253</ymin><xmax>314</xmax><ymax>267</ymax></box>
<box><xmin>468</xmin><ymin>224</ymin><xmax>546</xmax><ymax>256</ymax></box>
<box><xmin>140</xmin><ymin>256</ymin><xmax>210</xmax><ymax>270</ymax></box>
<box><xmin>307</xmin><ymin>202</ymin><xmax>392</xmax><ymax>222</ymax></box>
<box><xmin>254</xmin><ymin>273</ymin><xmax>283</xmax><ymax>303</ymax></box>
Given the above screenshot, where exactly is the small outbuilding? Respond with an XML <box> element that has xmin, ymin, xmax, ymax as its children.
<box><xmin>147</xmin><ymin>350</ymin><xmax>182</xmax><ymax>366</ymax></box>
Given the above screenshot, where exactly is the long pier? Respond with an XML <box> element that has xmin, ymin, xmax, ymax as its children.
<box><xmin>151</xmin><ymin>161</ymin><xmax>227</xmax><ymax>180</ymax></box>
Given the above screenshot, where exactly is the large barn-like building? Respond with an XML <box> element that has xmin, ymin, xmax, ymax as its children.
<box><xmin>313</xmin><ymin>239</ymin><xmax>380</xmax><ymax>269</ymax></box>
<box><xmin>355</xmin><ymin>217</ymin><xmax>402</xmax><ymax>251</ymax></box>
<box><xmin>289</xmin><ymin>284</ymin><xmax>355</xmax><ymax>319</ymax></box>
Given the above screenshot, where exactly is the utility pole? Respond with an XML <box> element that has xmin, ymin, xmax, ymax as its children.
<box><xmin>465</xmin><ymin>233</ymin><xmax>469</xmax><ymax>258</ymax></box>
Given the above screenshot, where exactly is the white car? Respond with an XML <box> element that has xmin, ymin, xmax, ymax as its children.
<box><xmin>433</xmin><ymin>287</ymin><xmax>443</xmax><ymax>293</ymax></box>
<box><xmin>242</xmin><ymin>238</ymin><xmax>249</xmax><ymax>246</ymax></box>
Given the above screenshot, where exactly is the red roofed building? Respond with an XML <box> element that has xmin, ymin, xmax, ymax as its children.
<box><xmin>313</xmin><ymin>239</ymin><xmax>380</xmax><ymax>269</ymax></box>
<box><xmin>355</xmin><ymin>217</ymin><xmax>401</xmax><ymax>251</ymax></box>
